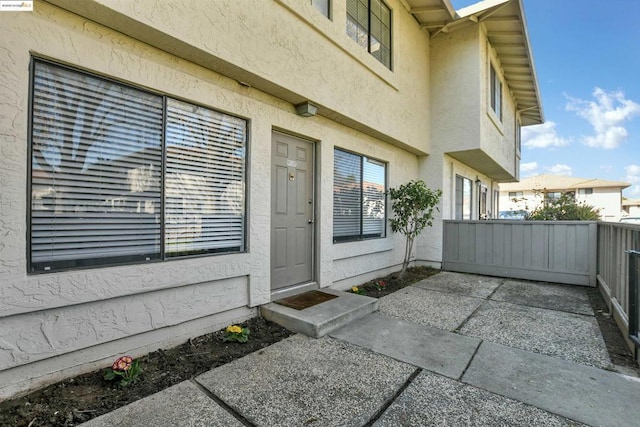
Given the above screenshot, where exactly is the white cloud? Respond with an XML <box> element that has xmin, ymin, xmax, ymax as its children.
<box><xmin>521</xmin><ymin>121</ymin><xmax>569</xmax><ymax>149</ymax></box>
<box><xmin>520</xmin><ymin>161</ymin><xmax>538</xmax><ymax>176</ymax></box>
<box><xmin>547</xmin><ymin>164</ymin><xmax>572</xmax><ymax>176</ymax></box>
<box><xmin>566</xmin><ymin>87</ymin><xmax>640</xmax><ymax>149</ymax></box>
<box><xmin>626</xmin><ymin>164</ymin><xmax>640</xmax><ymax>196</ymax></box>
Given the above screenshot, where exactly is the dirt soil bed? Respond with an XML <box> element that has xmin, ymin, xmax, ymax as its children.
<box><xmin>1</xmin><ymin>267</ymin><xmax>636</xmax><ymax>426</ymax></box>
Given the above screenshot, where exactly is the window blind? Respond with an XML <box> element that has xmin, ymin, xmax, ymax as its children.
<box><xmin>30</xmin><ymin>60</ymin><xmax>163</xmax><ymax>271</ymax></box>
<box><xmin>333</xmin><ymin>149</ymin><xmax>385</xmax><ymax>241</ymax></box>
<box><xmin>165</xmin><ymin>99</ymin><xmax>245</xmax><ymax>255</ymax></box>
<box><xmin>362</xmin><ymin>157</ymin><xmax>385</xmax><ymax>237</ymax></box>
<box><xmin>30</xmin><ymin>60</ymin><xmax>248</xmax><ymax>273</ymax></box>
<box><xmin>333</xmin><ymin>149</ymin><xmax>362</xmax><ymax>239</ymax></box>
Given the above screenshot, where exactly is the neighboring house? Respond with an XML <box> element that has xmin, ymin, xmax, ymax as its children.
<box><xmin>0</xmin><ymin>0</ymin><xmax>542</xmax><ymax>398</ymax></box>
<box><xmin>622</xmin><ymin>199</ymin><xmax>640</xmax><ymax>218</ymax></box>
<box><xmin>499</xmin><ymin>175</ymin><xmax>630</xmax><ymax>221</ymax></box>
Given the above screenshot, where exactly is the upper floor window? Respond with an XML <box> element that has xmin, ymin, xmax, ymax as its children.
<box><xmin>312</xmin><ymin>0</ymin><xmax>330</xmax><ymax>18</ymax></box>
<box><xmin>29</xmin><ymin>59</ymin><xmax>246</xmax><ymax>273</ymax></box>
<box><xmin>490</xmin><ymin>63</ymin><xmax>502</xmax><ymax>121</ymax></box>
<box><xmin>509</xmin><ymin>191</ymin><xmax>523</xmax><ymax>198</ymax></box>
<box><xmin>333</xmin><ymin>148</ymin><xmax>386</xmax><ymax>242</ymax></box>
<box><xmin>346</xmin><ymin>0</ymin><xmax>392</xmax><ymax>69</ymax></box>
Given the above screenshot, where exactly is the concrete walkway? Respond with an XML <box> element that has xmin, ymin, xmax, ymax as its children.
<box><xmin>84</xmin><ymin>273</ymin><xmax>640</xmax><ymax>426</ymax></box>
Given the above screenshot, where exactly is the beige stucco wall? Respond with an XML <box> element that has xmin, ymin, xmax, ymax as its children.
<box><xmin>0</xmin><ymin>0</ymin><xmax>427</xmax><ymax>398</ymax></box>
<box><xmin>429</xmin><ymin>25</ymin><xmax>481</xmax><ymax>154</ymax></box>
<box><xmin>479</xmin><ymin>27</ymin><xmax>519</xmax><ymax>180</ymax></box>
<box><xmin>45</xmin><ymin>0</ymin><xmax>433</xmax><ymax>154</ymax></box>
<box><xmin>415</xmin><ymin>22</ymin><xmax>520</xmax><ymax>265</ymax></box>
<box><xmin>429</xmin><ymin>24</ymin><xmax>519</xmax><ymax>182</ymax></box>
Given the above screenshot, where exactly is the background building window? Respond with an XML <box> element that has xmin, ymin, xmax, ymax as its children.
<box><xmin>346</xmin><ymin>0</ymin><xmax>392</xmax><ymax>69</ymax></box>
<box><xmin>578</xmin><ymin>188</ymin><xmax>593</xmax><ymax>195</ymax></box>
<box><xmin>333</xmin><ymin>148</ymin><xmax>386</xmax><ymax>242</ymax></box>
<box><xmin>455</xmin><ymin>175</ymin><xmax>472</xmax><ymax>220</ymax></box>
<box><xmin>509</xmin><ymin>191</ymin><xmax>523</xmax><ymax>198</ymax></box>
<box><xmin>30</xmin><ymin>59</ymin><xmax>246</xmax><ymax>273</ymax></box>
<box><xmin>490</xmin><ymin>63</ymin><xmax>502</xmax><ymax>120</ymax></box>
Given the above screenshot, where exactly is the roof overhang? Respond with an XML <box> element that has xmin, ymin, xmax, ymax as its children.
<box><xmin>404</xmin><ymin>0</ymin><xmax>544</xmax><ymax>126</ymax></box>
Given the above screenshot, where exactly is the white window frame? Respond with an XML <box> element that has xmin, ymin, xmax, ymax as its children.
<box><xmin>455</xmin><ymin>175</ymin><xmax>473</xmax><ymax>220</ymax></box>
<box><xmin>29</xmin><ymin>59</ymin><xmax>247</xmax><ymax>273</ymax></box>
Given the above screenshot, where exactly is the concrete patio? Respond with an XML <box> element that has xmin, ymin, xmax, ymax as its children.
<box><xmin>84</xmin><ymin>272</ymin><xmax>639</xmax><ymax>426</ymax></box>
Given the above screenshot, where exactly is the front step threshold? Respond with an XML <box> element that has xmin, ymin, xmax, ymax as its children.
<box><xmin>260</xmin><ymin>288</ymin><xmax>378</xmax><ymax>338</ymax></box>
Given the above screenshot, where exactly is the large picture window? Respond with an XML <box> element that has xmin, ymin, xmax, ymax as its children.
<box><xmin>29</xmin><ymin>59</ymin><xmax>246</xmax><ymax>273</ymax></box>
<box><xmin>346</xmin><ymin>0</ymin><xmax>392</xmax><ymax>69</ymax></box>
<box><xmin>333</xmin><ymin>149</ymin><xmax>386</xmax><ymax>242</ymax></box>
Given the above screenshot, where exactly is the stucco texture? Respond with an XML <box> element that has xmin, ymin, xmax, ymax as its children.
<box><xmin>0</xmin><ymin>0</ymin><xmax>430</xmax><ymax>397</ymax></box>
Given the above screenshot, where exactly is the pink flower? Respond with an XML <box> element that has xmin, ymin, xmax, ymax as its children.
<box><xmin>112</xmin><ymin>356</ymin><xmax>133</xmax><ymax>372</ymax></box>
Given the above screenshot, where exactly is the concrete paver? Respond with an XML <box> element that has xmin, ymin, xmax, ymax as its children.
<box><xmin>491</xmin><ymin>279</ymin><xmax>594</xmax><ymax>315</ymax></box>
<box><xmin>375</xmin><ymin>370</ymin><xmax>586</xmax><ymax>427</ymax></box>
<box><xmin>330</xmin><ymin>313</ymin><xmax>481</xmax><ymax>379</ymax></box>
<box><xmin>195</xmin><ymin>334</ymin><xmax>417</xmax><ymax>427</ymax></box>
<box><xmin>413</xmin><ymin>271</ymin><xmax>503</xmax><ymax>298</ymax></box>
<box><xmin>462</xmin><ymin>341</ymin><xmax>640</xmax><ymax>427</ymax></box>
<box><xmin>379</xmin><ymin>286</ymin><xmax>484</xmax><ymax>331</ymax></box>
<box><xmin>79</xmin><ymin>273</ymin><xmax>640</xmax><ymax>427</ymax></box>
<box><xmin>82</xmin><ymin>381</ymin><xmax>243</xmax><ymax>427</ymax></box>
<box><xmin>459</xmin><ymin>300</ymin><xmax>611</xmax><ymax>368</ymax></box>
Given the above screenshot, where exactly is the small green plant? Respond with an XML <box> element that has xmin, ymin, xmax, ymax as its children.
<box><xmin>350</xmin><ymin>286</ymin><xmax>367</xmax><ymax>295</ymax></box>
<box><xmin>223</xmin><ymin>325</ymin><xmax>250</xmax><ymax>343</ymax></box>
<box><xmin>103</xmin><ymin>355</ymin><xmax>142</xmax><ymax>387</ymax></box>
<box><xmin>388</xmin><ymin>180</ymin><xmax>442</xmax><ymax>277</ymax></box>
<box><xmin>373</xmin><ymin>280</ymin><xmax>386</xmax><ymax>291</ymax></box>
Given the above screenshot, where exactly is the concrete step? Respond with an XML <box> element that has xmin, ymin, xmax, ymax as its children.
<box><xmin>260</xmin><ymin>288</ymin><xmax>378</xmax><ymax>338</ymax></box>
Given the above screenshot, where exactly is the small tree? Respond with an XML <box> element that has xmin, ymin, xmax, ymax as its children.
<box><xmin>388</xmin><ymin>180</ymin><xmax>442</xmax><ymax>277</ymax></box>
<box><xmin>527</xmin><ymin>193</ymin><xmax>600</xmax><ymax>220</ymax></box>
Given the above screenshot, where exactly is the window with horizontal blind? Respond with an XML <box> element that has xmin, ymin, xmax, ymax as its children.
<box><xmin>29</xmin><ymin>59</ymin><xmax>246</xmax><ymax>273</ymax></box>
<box><xmin>333</xmin><ymin>148</ymin><xmax>386</xmax><ymax>242</ymax></box>
<box><xmin>346</xmin><ymin>0</ymin><xmax>392</xmax><ymax>69</ymax></box>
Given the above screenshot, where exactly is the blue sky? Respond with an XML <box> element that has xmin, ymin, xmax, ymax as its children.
<box><xmin>451</xmin><ymin>0</ymin><xmax>640</xmax><ymax>198</ymax></box>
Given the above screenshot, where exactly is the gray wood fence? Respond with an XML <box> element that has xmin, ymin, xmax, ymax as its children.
<box><xmin>442</xmin><ymin>220</ymin><xmax>598</xmax><ymax>286</ymax></box>
<box><xmin>597</xmin><ymin>222</ymin><xmax>640</xmax><ymax>351</ymax></box>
